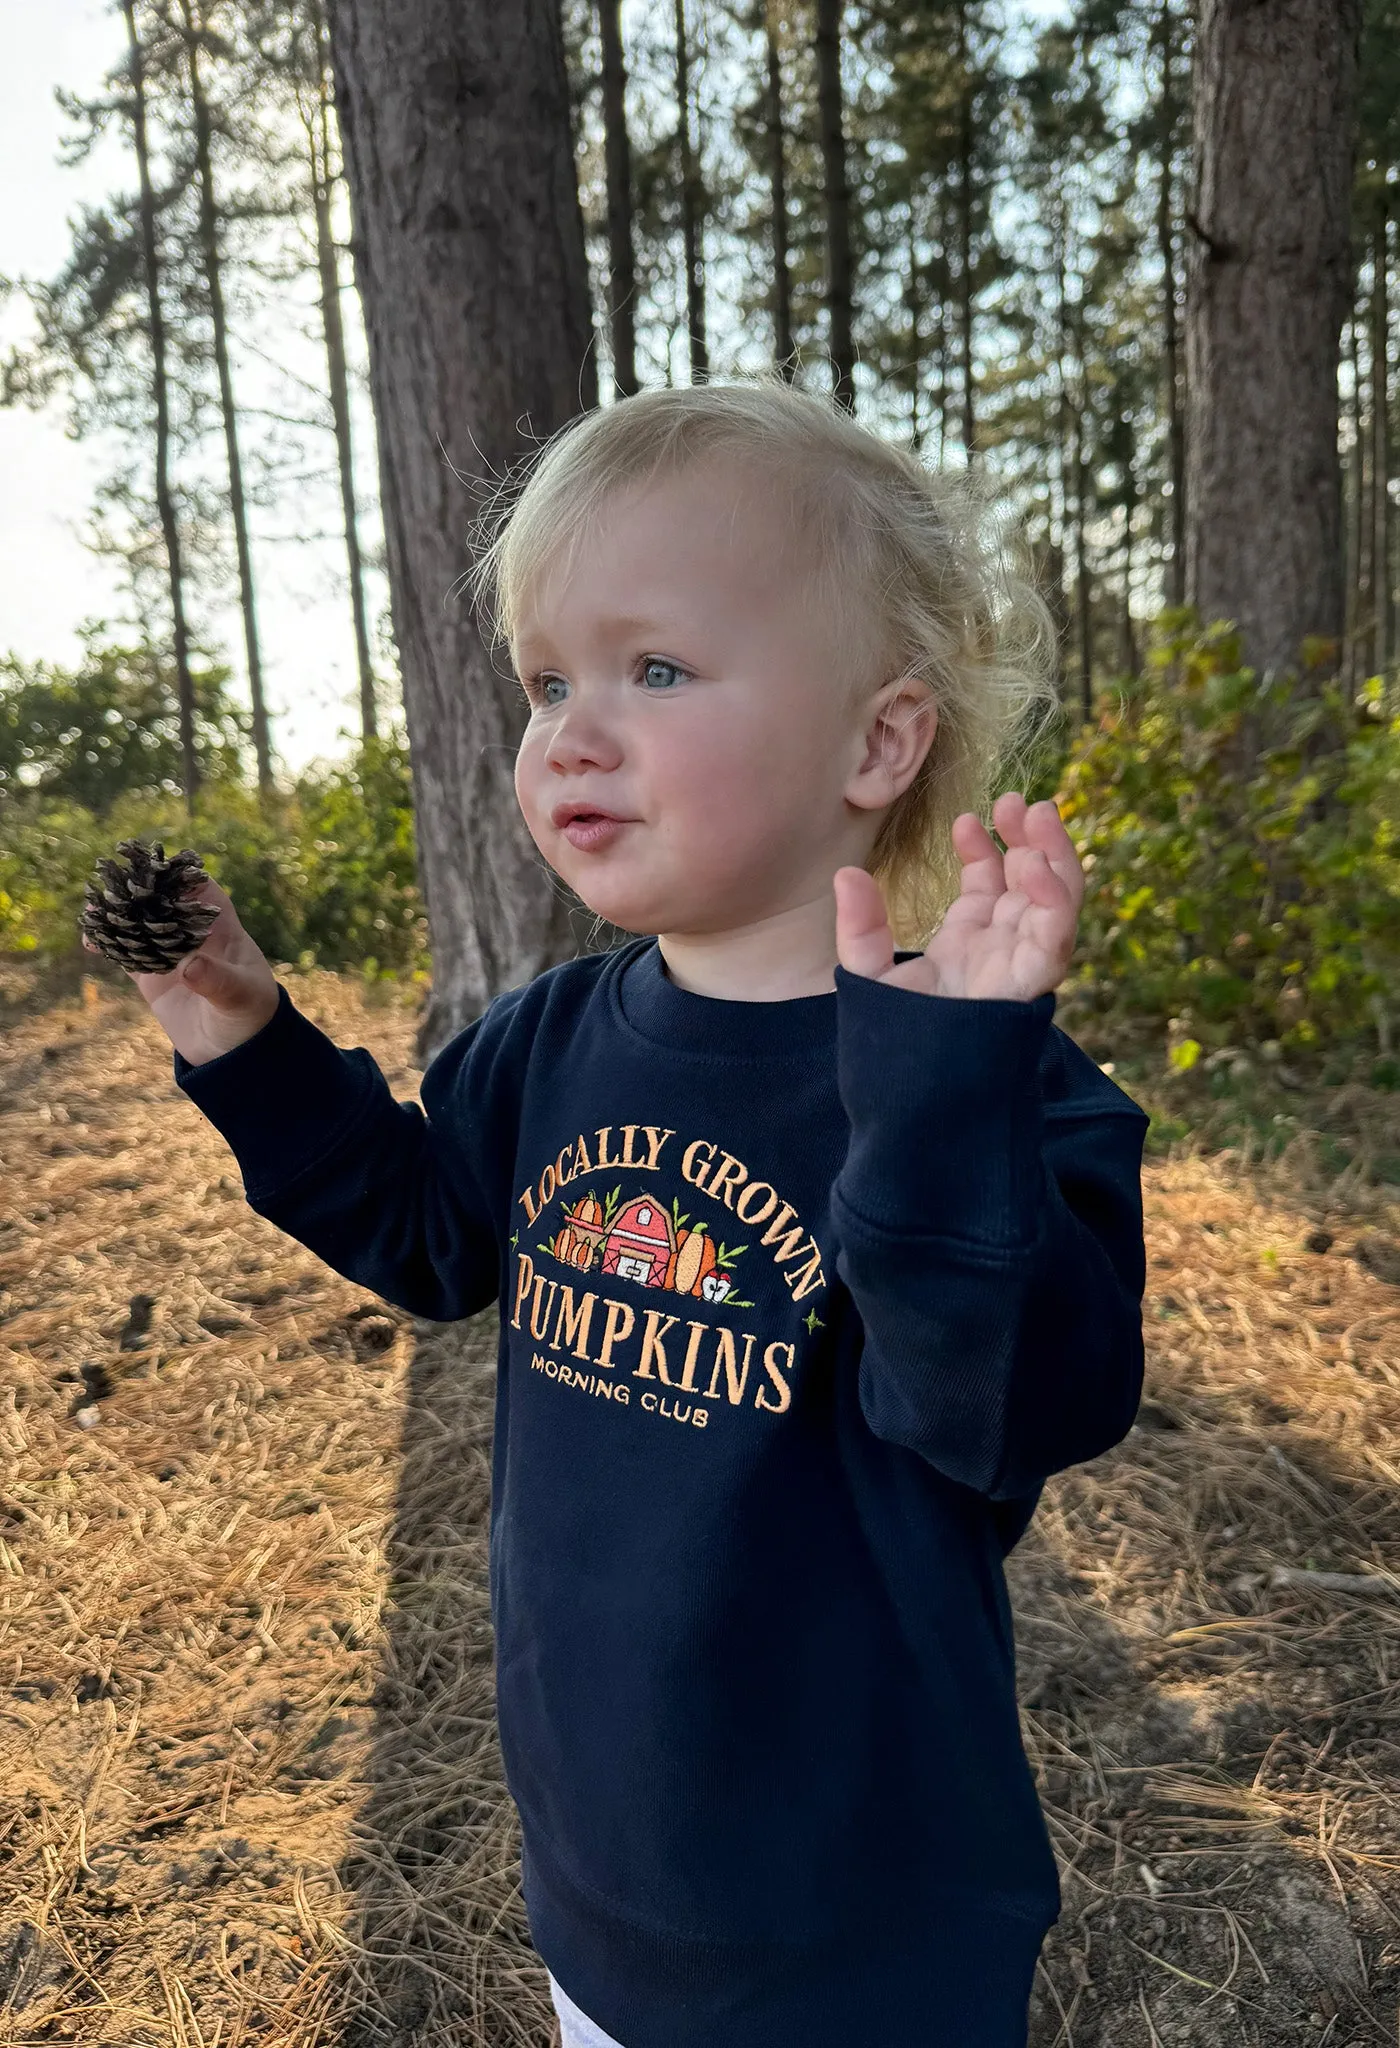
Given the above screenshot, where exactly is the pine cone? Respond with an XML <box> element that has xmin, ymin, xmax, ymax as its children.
<box><xmin>80</xmin><ymin>840</ymin><xmax>219</xmax><ymax>974</ymax></box>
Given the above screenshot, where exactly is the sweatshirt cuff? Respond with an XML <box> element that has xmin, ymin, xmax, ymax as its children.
<box><xmin>832</xmin><ymin>967</ymin><xmax>1056</xmax><ymax>1248</ymax></box>
<box><xmin>174</xmin><ymin>981</ymin><xmax>378</xmax><ymax>1198</ymax></box>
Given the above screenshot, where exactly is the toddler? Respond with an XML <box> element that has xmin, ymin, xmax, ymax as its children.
<box><xmin>110</xmin><ymin>382</ymin><xmax>1150</xmax><ymax>2046</ymax></box>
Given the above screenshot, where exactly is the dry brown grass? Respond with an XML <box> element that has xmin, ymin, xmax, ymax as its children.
<box><xmin>1</xmin><ymin>962</ymin><xmax>1398</xmax><ymax>2045</ymax></box>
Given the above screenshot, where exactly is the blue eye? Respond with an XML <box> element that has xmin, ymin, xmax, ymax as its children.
<box><xmin>537</xmin><ymin>676</ymin><xmax>567</xmax><ymax>705</ymax></box>
<box><xmin>642</xmin><ymin>658</ymin><xmax>684</xmax><ymax>690</ymax></box>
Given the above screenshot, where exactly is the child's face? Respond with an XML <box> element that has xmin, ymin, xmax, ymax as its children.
<box><xmin>512</xmin><ymin>461</ymin><xmax>882</xmax><ymax>939</ymax></box>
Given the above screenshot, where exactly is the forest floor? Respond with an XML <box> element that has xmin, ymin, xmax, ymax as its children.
<box><xmin>2</xmin><ymin>961</ymin><xmax>1400</xmax><ymax>2046</ymax></box>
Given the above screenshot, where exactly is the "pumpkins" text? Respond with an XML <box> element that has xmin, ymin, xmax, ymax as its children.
<box><xmin>511</xmin><ymin>1254</ymin><xmax>795</xmax><ymax>1413</ymax></box>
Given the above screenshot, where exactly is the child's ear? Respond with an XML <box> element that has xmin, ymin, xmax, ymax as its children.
<box><xmin>845</xmin><ymin>676</ymin><xmax>938</xmax><ymax>812</ymax></box>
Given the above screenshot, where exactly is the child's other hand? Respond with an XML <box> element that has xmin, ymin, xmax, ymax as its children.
<box><xmin>834</xmin><ymin>792</ymin><xmax>1083</xmax><ymax>1003</ymax></box>
<box><xmin>82</xmin><ymin>877</ymin><xmax>281</xmax><ymax>1065</ymax></box>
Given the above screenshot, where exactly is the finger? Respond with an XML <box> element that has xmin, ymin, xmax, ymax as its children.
<box><xmin>1012</xmin><ymin>798</ymin><xmax>1084</xmax><ymax>911</ymax></box>
<box><xmin>180</xmin><ymin>950</ymin><xmax>250</xmax><ymax>1009</ymax></box>
<box><xmin>833</xmin><ymin>866</ymin><xmax>894</xmax><ymax>981</ymax></box>
<box><xmin>989</xmin><ymin>790</ymin><xmax>1029</xmax><ymax>846</ymax></box>
<box><xmin>991</xmin><ymin>844</ymin><xmax>1065</xmax><ymax>916</ymax></box>
<box><xmin>947</xmin><ymin>812</ymin><xmax>1009</xmax><ymax>906</ymax></box>
<box><xmin>187</xmin><ymin>876</ymin><xmax>236</xmax><ymax>920</ymax></box>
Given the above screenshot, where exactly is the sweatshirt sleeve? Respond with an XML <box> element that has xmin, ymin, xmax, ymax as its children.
<box><xmin>173</xmin><ymin>981</ymin><xmax>522</xmax><ymax>1323</ymax></box>
<box><xmin>829</xmin><ymin>965</ymin><xmax>1150</xmax><ymax>1501</ymax></box>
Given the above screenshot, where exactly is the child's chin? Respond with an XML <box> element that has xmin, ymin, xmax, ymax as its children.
<box><xmin>575</xmin><ymin>893</ymin><xmax>663</xmax><ymax>937</ymax></box>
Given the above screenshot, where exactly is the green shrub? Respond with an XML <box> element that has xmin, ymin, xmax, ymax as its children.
<box><xmin>0</xmin><ymin>730</ymin><xmax>428</xmax><ymax>982</ymax></box>
<box><xmin>1055</xmin><ymin>618</ymin><xmax>1400</xmax><ymax>1065</ymax></box>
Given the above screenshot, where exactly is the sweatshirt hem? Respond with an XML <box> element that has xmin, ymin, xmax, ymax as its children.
<box><xmin>522</xmin><ymin>1829</ymin><xmax>1057</xmax><ymax>2048</ymax></box>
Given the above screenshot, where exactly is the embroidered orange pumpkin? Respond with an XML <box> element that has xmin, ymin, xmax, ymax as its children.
<box><xmin>671</xmin><ymin>1227</ymin><xmax>718</xmax><ymax>1297</ymax></box>
<box><xmin>555</xmin><ymin>1193</ymin><xmax>604</xmax><ymax>1270</ymax></box>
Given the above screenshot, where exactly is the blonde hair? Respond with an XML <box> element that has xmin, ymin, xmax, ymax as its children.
<box><xmin>469</xmin><ymin>378</ymin><xmax>1062</xmax><ymax>949</ymax></box>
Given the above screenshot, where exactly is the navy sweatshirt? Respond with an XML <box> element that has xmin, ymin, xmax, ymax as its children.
<box><xmin>174</xmin><ymin>936</ymin><xmax>1150</xmax><ymax>2048</ymax></box>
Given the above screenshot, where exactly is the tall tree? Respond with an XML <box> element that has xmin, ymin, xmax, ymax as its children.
<box><xmin>764</xmin><ymin>2</ymin><xmax>796</xmax><ymax>375</ymax></box>
<box><xmin>598</xmin><ymin>0</ymin><xmax>638</xmax><ymax>395</ymax></box>
<box><xmin>301</xmin><ymin>0</ymin><xmax>378</xmax><ymax>739</ymax></box>
<box><xmin>1350</xmin><ymin>0</ymin><xmax>1400</xmax><ymax>680</ymax></box>
<box><xmin>814</xmin><ymin>0</ymin><xmax>855</xmax><ymax>408</ymax></box>
<box><xmin>123</xmin><ymin>0</ymin><xmax>200</xmax><ymax>808</ymax></box>
<box><xmin>1184</xmin><ymin>0</ymin><xmax>1363</xmax><ymax>696</ymax></box>
<box><xmin>1153</xmin><ymin>0</ymin><xmax>1187</xmax><ymax>604</ymax></box>
<box><xmin>172</xmin><ymin>0</ymin><xmax>275</xmax><ymax>792</ymax></box>
<box><xmin>326</xmin><ymin>0</ymin><xmax>598</xmax><ymax>1055</ymax></box>
<box><xmin>674</xmin><ymin>0</ymin><xmax>709</xmax><ymax>380</ymax></box>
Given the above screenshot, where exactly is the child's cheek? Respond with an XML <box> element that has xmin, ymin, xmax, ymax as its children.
<box><xmin>514</xmin><ymin>726</ymin><xmax>547</xmax><ymax>827</ymax></box>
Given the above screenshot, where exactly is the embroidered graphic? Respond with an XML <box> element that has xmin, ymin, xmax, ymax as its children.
<box><xmin>515</xmin><ymin>1124</ymin><xmax>826</xmax><ymax>1306</ymax></box>
<box><xmin>540</xmin><ymin>1187</ymin><xmax>754</xmax><ymax>1307</ymax></box>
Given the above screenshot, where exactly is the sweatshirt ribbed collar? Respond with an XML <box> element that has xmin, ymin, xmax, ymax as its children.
<box><xmin>610</xmin><ymin>936</ymin><xmax>841</xmax><ymax>1060</ymax></box>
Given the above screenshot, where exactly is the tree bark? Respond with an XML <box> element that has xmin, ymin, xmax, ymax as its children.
<box><xmin>1065</xmin><ymin>287</ymin><xmax>1092</xmax><ymax>718</ymax></box>
<box><xmin>1184</xmin><ymin>0</ymin><xmax>1362</xmax><ymax>689</ymax></box>
<box><xmin>326</xmin><ymin>0</ymin><xmax>597</xmax><ymax>1058</ymax></box>
<box><xmin>955</xmin><ymin>1</ymin><xmax>975</xmax><ymax>458</ymax></box>
<box><xmin>122</xmin><ymin>0</ymin><xmax>198</xmax><ymax>811</ymax></box>
<box><xmin>178</xmin><ymin>0</ymin><xmax>274</xmax><ymax>792</ymax></box>
<box><xmin>674</xmin><ymin>0</ymin><xmax>709</xmax><ymax>382</ymax></box>
<box><xmin>764</xmin><ymin>2</ymin><xmax>794</xmax><ymax>378</ymax></box>
<box><xmin>814</xmin><ymin>0</ymin><xmax>854</xmax><ymax>410</ymax></box>
<box><xmin>1346</xmin><ymin>308</ymin><xmax>1365</xmax><ymax>691</ymax></box>
<box><xmin>307</xmin><ymin>0</ymin><xmax>376</xmax><ymax>742</ymax></box>
<box><xmin>1156</xmin><ymin>0</ymin><xmax>1186</xmax><ymax>606</ymax></box>
<box><xmin>1374</xmin><ymin>199</ymin><xmax>1391</xmax><ymax>673</ymax></box>
<box><xmin>1072</xmin><ymin>395</ymin><xmax>1092</xmax><ymax>720</ymax></box>
<box><xmin>598</xmin><ymin>0</ymin><xmax>637</xmax><ymax>396</ymax></box>
<box><xmin>905</xmin><ymin>206</ymin><xmax>922</xmax><ymax>449</ymax></box>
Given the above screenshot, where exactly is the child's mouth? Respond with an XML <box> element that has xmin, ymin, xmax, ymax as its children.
<box><xmin>561</xmin><ymin>814</ymin><xmax>631</xmax><ymax>852</ymax></box>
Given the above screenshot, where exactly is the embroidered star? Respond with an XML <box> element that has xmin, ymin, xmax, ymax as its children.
<box><xmin>509</xmin><ymin>1232</ymin><xmax>519</xmax><ymax>1249</ymax></box>
<box><xmin>803</xmin><ymin>1307</ymin><xmax>824</xmax><ymax>1334</ymax></box>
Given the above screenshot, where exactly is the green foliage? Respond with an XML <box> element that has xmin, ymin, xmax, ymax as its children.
<box><xmin>0</xmin><ymin>725</ymin><xmax>428</xmax><ymax>982</ymax></box>
<box><xmin>0</xmin><ymin>636</ymin><xmax>246</xmax><ymax>812</ymax></box>
<box><xmin>1056</xmin><ymin>619</ymin><xmax>1400</xmax><ymax>1065</ymax></box>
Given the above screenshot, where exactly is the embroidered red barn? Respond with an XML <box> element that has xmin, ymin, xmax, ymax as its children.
<box><xmin>601</xmin><ymin>1194</ymin><xmax>676</xmax><ymax>1286</ymax></box>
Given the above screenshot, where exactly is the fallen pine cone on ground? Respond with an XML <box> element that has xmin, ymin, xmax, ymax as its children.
<box><xmin>80</xmin><ymin>840</ymin><xmax>219</xmax><ymax>974</ymax></box>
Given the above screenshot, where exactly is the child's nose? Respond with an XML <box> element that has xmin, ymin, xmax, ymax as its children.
<box><xmin>544</xmin><ymin>696</ymin><xmax>624</xmax><ymax>774</ymax></box>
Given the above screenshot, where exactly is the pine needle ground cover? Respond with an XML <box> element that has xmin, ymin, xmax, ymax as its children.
<box><xmin>1</xmin><ymin>967</ymin><xmax>1399</xmax><ymax>2046</ymax></box>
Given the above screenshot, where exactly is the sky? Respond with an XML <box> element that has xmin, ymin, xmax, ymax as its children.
<box><xmin>0</xmin><ymin>0</ymin><xmax>387</xmax><ymax>776</ymax></box>
<box><xmin>2</xmin><ymin>0</ymin><xmax>1072</xmax><ymax>780</ymax></box>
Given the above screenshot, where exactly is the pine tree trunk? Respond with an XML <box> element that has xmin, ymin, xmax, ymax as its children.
<box><xmin>326</xmin><ymin>0</ymin><xmax>597</xmax><ymax>1057</ymax></box>
<box><xmin>1072</xmin><ymin>401</ymin><xmax>1092</xmax><ymax>721</ymax></box>
<box><xmin>122</xmin><ymin>0</ymin><xmax>198</xmax><ymax>811</ymax></box>
<box><xmin>1157</xmin><ymin>0</ymin><xmax>1186</xmax><ymax>606</ymax></box>
<box><xmin>954</xmin><ymin>2</ymin><xmax>976</xmax><ymax>458</ymax></box>
<box><xmin>674</xmin><ymin>0</ymin><xmax>708</xmax><ymax>382</ymax></box>
<box><xmin>598</xmin><ymin>0</ymin><xmax>637</xmax><ymax>396</ymax></box>
<box><xmin>764</xmin><ymin>3</ymin><xmax>794</xmax><ymax>378</ymax></box>
<box><xmin>814</xmin><ymin>0</ymin><xmax>854</xmax><ymax>411</ymax></box>
<box><xmin>1067</xmin><ymin>298</ymin><xmax>1092</xmax><ymax>718</ymax></box>
<box><xmin>1346</xmin><ymin>309</ymin><xmax>1365</xmax><ymax>692</ymax></box>
<box><xmin>308</xmin><ymin>0</ymin><xmax>376</xmax><ymax>742</ymax></box>
<box><xmin>905</xmin><ymin>207</ymin><xmax>922</xmax><ymax>450</ymax></box>
<box><xmin>1374</xmin><ymin>201</ymin><xmax>1391</xmax><ymax>673</ymax></box>
<box><xmin>932</xmin><ymin>258</ymin><xmax>949</xmax><ymax>462</ymax></box>
<box><xmin>179</xmin><ymin>0</ymin><xmax>273</xmax><ymax>792</ymax></box>
<box><xmin>1184</xmin><ymin>0</ymin><xmax>1362</xmax><ymax>698</ymax></box>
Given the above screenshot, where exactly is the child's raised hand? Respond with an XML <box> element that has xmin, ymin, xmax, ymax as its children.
<box><xmin>834</xmin><ymin>792</ymin><xmax>1083</xmax><ymax>1003</ymax></box>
